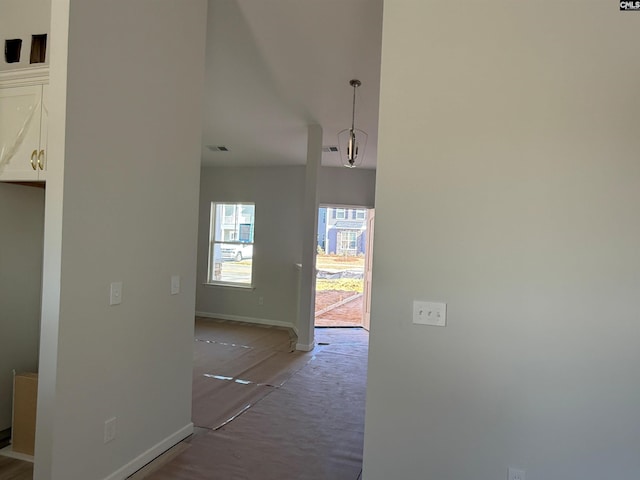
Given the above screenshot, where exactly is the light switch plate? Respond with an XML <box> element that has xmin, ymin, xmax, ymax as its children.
<box><xmin>413</xmin><ymin>301</ymin><xmax>446</xmax><ymax>326</ymax></box>
<box><xmin>109</xmin><ymin>282</ymin><xmax>123</xmax><ymax>306</ymax></box>
<box><xmin>171</xmin><ymin>275</ymin><xmax>180</xmax><ymax>295</ymax></box>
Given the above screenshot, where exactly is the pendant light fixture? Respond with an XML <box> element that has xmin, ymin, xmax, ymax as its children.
<box><xmin>338</xmin><ymin>79</ymin><xmax>367</xmax><ymax>168</ymax></box>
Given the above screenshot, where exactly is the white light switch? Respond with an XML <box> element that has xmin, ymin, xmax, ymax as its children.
<box><xmin>413</xmin><ymin>301</ymin><xmax>446</xmax><ymax>326</ymax></box>
<box><xmin>171</xmin><ymin>275</ymin><xmax>180</xmax><ymax>295</ymax></box>
<box><xmin>109</xmin><ymin>282</ymin><xmax>123</xmax><ymax>306</ymax></box>
<box><xmin>104</xmin><ymin>417</ymin><xmax>117</xmax><ymax>443</ymax></box>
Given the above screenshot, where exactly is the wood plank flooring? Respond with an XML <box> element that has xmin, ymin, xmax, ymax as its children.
<box><xmin>0</xmin><ymin>455</ymin><xmax>32</xmax><ymax>480</ymax></box>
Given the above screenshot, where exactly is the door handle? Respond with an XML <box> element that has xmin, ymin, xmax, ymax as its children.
<box><xmin>30</xmin><ymin>150</ymin><xmax>38</xmax><ymax>170</ymax></box>
<box><xmin>37</xmin><ymin>149</ymin><xmax>45</xmax><ymax>170</ymax></box>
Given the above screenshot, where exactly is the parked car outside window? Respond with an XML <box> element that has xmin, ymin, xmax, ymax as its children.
<box><xmin>221</xmin><ymin>243</ymin><xmax>253</xmax><ymax>262</ymax></box>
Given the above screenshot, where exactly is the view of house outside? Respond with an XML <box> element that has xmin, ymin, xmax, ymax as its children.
<box><xmin>317</xmin><ymin>206</ymin><xmax>367</xmax><ymax>256</ymax></box>
<box><xmin>208</xmin><ymin>204</ymin><xmax>368</xmax><ymax>325</ymax></box>
<box><xmin>315</xmin><ymin>207</ymin><xmax>368</xmax><ymax>327</ymax></box>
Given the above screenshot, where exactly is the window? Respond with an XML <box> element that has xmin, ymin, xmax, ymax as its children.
<box><xmin>337</xmin><ymin>230</ymin><xmax>359</xmax><ymax>255</ymax></box>
<box><xmin>354</xmin><ymin>209</ymin><xmax>366</xmax><ymax>220</ymax></box>
<box><xmin>208</xmin><ymin>202</ymin><xmax>255</xmax><ymax>286</ymax></box>
<box><xmin>335</xmin><ymin>208</ymin><xmax>347</xmax><ymax>219</ymax></box>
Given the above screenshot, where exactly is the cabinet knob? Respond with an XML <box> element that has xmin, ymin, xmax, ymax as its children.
<box><xmin>30</xmin><ymin>150</ymin><xmax>38</xmax><ymax>170</ymax></box>
<box><xmin>37</xmin><ymin>150</ymin><xmax>45</xmax><ymax>170</ymax></box>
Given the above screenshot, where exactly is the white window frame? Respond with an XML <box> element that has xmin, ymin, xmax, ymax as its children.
<box><xmin>207</xmin><ymin>202</ymin><xmax>255</xmax><ymax>287</ymax></box>
<box><xmin>337</xmin><ymin>230</ymin><xmax>358</xmax><ymax>255</ymax></box>
<box><xmin>335</xmin><ymin>208</ymin><xmax>347</xmax><ymax>219</ymax></box>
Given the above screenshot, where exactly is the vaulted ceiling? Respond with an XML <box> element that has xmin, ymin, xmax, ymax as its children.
<box><xmin>201</xmin><ymin>0</ymin><xmax>383</xmax><ymax>169</ymax></box>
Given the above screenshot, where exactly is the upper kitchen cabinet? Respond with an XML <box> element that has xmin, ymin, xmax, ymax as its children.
<box><xmin>0</xmin><ymin>82</ymin><xmax>48</xmax><ymax>181</ymax></box>
<box><xmin>0</xmin><ymin>0</ymin><xmax>50</xmax><ymax>182</ymax></box>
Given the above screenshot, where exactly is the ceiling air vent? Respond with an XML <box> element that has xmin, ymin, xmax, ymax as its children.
<box><xmin>207</xmin><ymin>145</ymin><xmax>229</xmax><ymax>152</ymax></box>
<box><xmin>322</xmin><ymin>146</ymin><xmax>339</xmax><ymax>153</ymax></box>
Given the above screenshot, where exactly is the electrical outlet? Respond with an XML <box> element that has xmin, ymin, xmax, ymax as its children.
<box><xmin>109</xmin><ymin>282</ymin><xmax>123</xmax><ymax>306</ymax></box>
<box><xmin>104</xmin><ymin>417</ymin><xmax>117</xmax><ymax>444</ymax></box>
<box><xmin>508</xmin><ymin>467</ymin><xmax>525</xmax><ymax>480</ymax></box>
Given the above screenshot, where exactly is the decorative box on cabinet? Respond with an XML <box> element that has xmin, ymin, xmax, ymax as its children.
<box><xmin>0</xmin><ymin>82</ymin><xmax>48</xmax><ymax>182</ymax></box>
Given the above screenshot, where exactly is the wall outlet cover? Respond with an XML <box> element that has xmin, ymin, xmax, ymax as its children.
<box><xmin>109</xmin><ymin>282</ymin><xmax>123</xmax><ymax>306</ymax></box>
<box><xmin>508</xmin><ymin>467</ymin><xmax>525</xmax><ymax>480</ymax></box>
<box><xmin>104</xmin><ymin>417</ymin><xmax>117</xmax><ymax>444</ymax></box>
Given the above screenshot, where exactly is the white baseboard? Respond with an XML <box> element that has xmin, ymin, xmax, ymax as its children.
<box><xmin>196</xmin><ymin>311</ymin><xmax>296</xmax><ymax>332</ymax></box>
<box><xmin>195</xmin><ymin>312</ymin><xmax>308</xmax><ymax>350</ymax></box>
<box><xmin>0</xmin><ymin>444</ymin><xmax>34</xmax><ymax>463</ymax></box>
<box><xmin>102</xmin><ymin>423</ymin><xmax>193</xmax><ymax>480</ymax></box>
<box><xmin>295</xmin><ymin>342</ymin><xmax>315</xmax><ymax>352</ymax></box>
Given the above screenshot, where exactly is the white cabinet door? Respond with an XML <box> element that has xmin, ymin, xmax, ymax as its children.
<box><xmin>0</xmin><ymin>84</ymin><xmax>44</xmax><ymax>181</ymax></box>
<box><xmin>36</xmin><ymin>83</ymin><xmax>48</xmax><ymax>180</ymax></box>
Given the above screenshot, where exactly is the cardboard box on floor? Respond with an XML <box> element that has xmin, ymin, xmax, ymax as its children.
<box><xmin>12</xmin><ymin>372</ymin><xmax>38</xmax><ymax>456</ymax></box>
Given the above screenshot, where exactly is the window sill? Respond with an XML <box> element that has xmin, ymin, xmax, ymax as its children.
<box><xmin>203</xmin><ymin>282</ymin><xmax>255</xmax><ymax>290</ymax></box>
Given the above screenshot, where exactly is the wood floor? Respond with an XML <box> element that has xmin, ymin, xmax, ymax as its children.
<box><xmin>0</xmin><ymin>319</ymin><xmax>369</xmax><ymax>480</ymax></box>
<box><xmin>0</xmin><ymin>455</ymin><xmax>32</xmax><ymax>480</ymax></box>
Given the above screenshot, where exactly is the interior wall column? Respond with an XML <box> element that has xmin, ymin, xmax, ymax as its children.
<box><xmin>34</xmin><ymin>0</ymin><xmax>69</xmax><ymax>477</ymax></box>
<box><xmin>296</xmin><ymin>124</ymin><xmax>322</xmax><ymax>351</ymax></box>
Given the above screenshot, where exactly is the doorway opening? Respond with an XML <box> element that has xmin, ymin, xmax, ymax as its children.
<box><xmin>315</xmin><ymin>206</ymin><xmax>374</xmax><ymax>329</ymax></box>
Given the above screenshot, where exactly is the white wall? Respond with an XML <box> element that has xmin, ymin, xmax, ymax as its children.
<box><xmin>196</xmin><ymin>166</ymin><xmax>305</xmax><ymax>328</ymax></box>
<box><xmin>35</xmin><ymin>1</ymin><xmax>207</xmax><ymax>479</ymax></box>
<box><xmin>0</xmin><ymin>0</ymin><xmax>50</xmax><ymax>72</ymax></box>
<box><xmin>319</xmin><ymin>166</ymin><xmax>376</xmax><ymax>208</ymax></box>
<box><xmin>0</xmin><ymin>183</ymin><xmax>44</xmax><ymax>430</ymax></box>
<box><xmin>196</xmin><ymin>165</ymin><xmax>376</xmax><ymax>331</ymax></box>
<box><xmin>364</xmin><ymin>2</ymin><xmax>640</xmax><ymax>480</ymax></box>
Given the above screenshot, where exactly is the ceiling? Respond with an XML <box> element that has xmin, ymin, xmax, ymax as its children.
<box><xmin>201</xmin><ymin>0</ymin><xmax>383</xmax><ymax>169</ymax></box>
